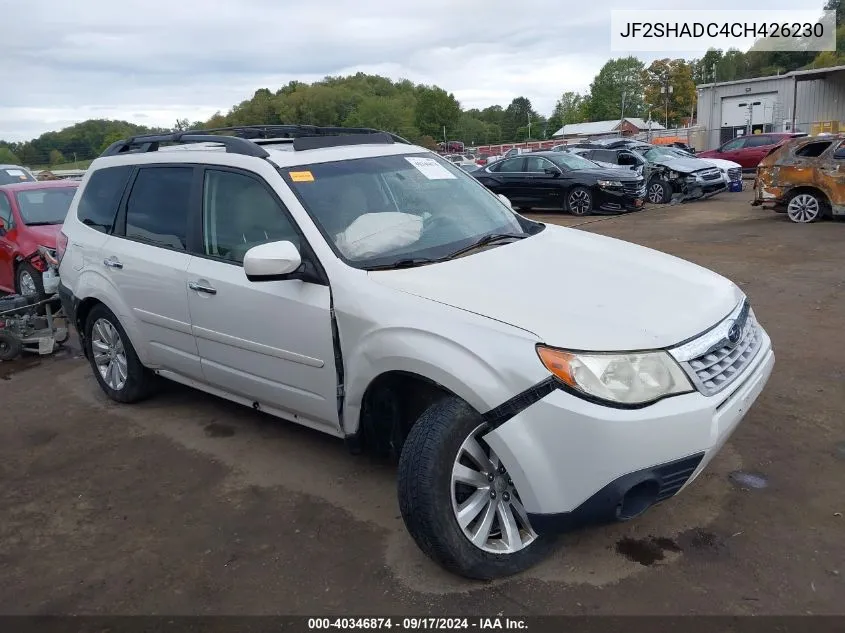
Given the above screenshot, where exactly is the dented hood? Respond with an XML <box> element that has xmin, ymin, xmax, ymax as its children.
<box><xmin>368</xmin><ymin>224</ymin><xmax>743</xmax><ymax>351</ymax></box>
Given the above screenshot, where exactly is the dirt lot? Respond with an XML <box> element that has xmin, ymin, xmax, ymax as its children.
<box><xmin>1</xmin><ymin>189</ymin><xmax>843</xmax><ymax>616</ymax></box>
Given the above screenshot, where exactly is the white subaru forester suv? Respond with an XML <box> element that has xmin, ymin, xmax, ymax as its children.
<box><xmin>57</xmin><ymin>126</ymin><xmax>775</xmax><ymax>580</ymax></box>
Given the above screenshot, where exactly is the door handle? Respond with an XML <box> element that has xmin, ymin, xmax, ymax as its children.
<box><xmin>103</xmin><ymin>258</ymin><xmax>123</xmax><ymax>269</ymax></box>
<box><xmin>188</xmin><ymin>281</ymin><xmax>217</xmax><ymax>295</ymax></box>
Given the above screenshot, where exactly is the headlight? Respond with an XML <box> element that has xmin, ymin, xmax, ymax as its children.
<box><xmin>536</xmin><ymin>346</ymin><xmax>694</xmax><ymax>406</ymax></box>
<box><xmin>597</xmin><ymin>180</ymin><xmax>623</xmax><ymax>188</ymax></box>
<box><xmin>685</xmin><ymin>175</ymin><xmax>698</xmax><ymax>182</ymax></box>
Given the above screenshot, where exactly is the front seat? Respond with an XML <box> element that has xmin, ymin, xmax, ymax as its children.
<box><xmin>227</xmin><ymin>184</ymin><xmax>296</xmax><ymax>262</ymax></box>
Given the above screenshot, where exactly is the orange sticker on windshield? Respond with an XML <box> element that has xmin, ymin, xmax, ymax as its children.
<box><xmin>289</xmin><ymin>171</ymin><xmax>314</xmax><ymax>182</ymax></box>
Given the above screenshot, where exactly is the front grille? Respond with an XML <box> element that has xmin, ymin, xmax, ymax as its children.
<box><xmin>654</xmin><ymin>453</ymin><xmax>705</xmax><ymax>502</ymax></box>
<box><xmin>727</xmin><ymin>167</ymin><xmax>742</xmax><ymax>182</ymax></box>
<box><xmin>623</xmin><ymin>181</ymin><xmax>646</xmax><ymax>197</ymax></box>
<box><xmin>684</xmin><ymin>309</ymin><xmax>763</xmax><ymax>396</ymax></box>
<box><xmin>699</xmin><ymin>169</ymin><xmax>722</xmax><ymax>181</ymax></box>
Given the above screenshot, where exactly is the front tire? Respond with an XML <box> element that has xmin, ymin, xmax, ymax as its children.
<box><xmin>567</xmin><ymin>186</ymin><xmax>593</xmax><ymax>216</ymax></box>
<box><xmin>84</xmin><ymin>304</ymin><xmax>155</xmax><ymax>403</ymax></box>
<box><xmin>16</xmin><ymin>262</ymin><xmax>44</xmax><ymax>300</ymax></box>
<box><xmin>397</xmin><ymin>397</ymin><xmax>556</xmax><ymax>580</ymax></box>
<box><xmin>647</xmin><ymin>178</ymin><xmax>672</xmax><ymax>204</ymax></box>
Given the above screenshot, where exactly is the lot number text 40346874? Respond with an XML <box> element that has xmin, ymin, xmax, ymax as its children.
<box><xmin>307</xmin><ymin>617</ymin><xmax>528</xmax><ymax>630</ymax></box>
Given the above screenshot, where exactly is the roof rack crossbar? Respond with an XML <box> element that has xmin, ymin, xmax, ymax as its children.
<box><xmin>100</xmin><ymin>133</ymin><xmax>270</xmax><ymax>158</ymax></box>
<box><xmin>182</xmin><ymin>124</ymin><xmax>412</xmax><ymax>145</ymax></box>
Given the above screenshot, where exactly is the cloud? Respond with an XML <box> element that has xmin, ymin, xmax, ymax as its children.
<box><xmin>0</xmin><ymin>0</ymin><xmax>821</xmax><ymax>141</ymax></box>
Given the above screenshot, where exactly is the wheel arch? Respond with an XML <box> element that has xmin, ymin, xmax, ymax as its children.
<box><xmin>784</xmin><ymin>185</ymin><xmax>832</xmax><ymax>214</ymax></box>
<box><xmin>70</xmin><ymin>273</ymin><xmax>149</xmax><ymax>364</ymax></box>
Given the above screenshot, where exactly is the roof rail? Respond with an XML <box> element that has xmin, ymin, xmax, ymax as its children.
<box><xmin>100</xmin><ymin>132</ymin><xmax>271</xmax><ymax>158</ymax></box>
<box><xmin>186</xmin><ymin>124</ymin><xmax>412</xmax><ymax>146</ymax></box>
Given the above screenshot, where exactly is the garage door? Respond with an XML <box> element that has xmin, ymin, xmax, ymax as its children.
<box><xmin>720</xmin><ymin>93</ymin><xmax>778</xmax><ymax>128</ymax></box>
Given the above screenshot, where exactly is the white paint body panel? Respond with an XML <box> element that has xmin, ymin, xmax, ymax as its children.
<box><xmin>368</xmin><ymin>223</ymin><xmax>745</xmax><ymax>351</ymax></box>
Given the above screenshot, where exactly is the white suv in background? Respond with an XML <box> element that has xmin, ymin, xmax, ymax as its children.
<box><xmin>57</xmin><ymin>126</ymin><xmax>775</xmax><ymax>580</ymax></box>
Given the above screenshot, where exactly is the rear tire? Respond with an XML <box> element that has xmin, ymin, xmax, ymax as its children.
<box><xmin>397</xmin><ymin>397</ymin><xmax>557</xmax><ymax>580</ymax></box>
<box><xmin>84</xmin><ymin>304</ymin><xmax>155</xmax><ymax>403</ymax></box>
<box><xmin>786</xmin><ymin>191</ymin><xmax>825</xmax><ymax>223</ymax></box>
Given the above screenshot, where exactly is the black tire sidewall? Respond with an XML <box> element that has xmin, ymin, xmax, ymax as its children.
<box><xmin>83</xmin><ymin>304</ymin><xmax>152</xmax><ymax>403</ymax></box>
<box><xmin>0</xmin><ymin>331</ymin><xmax>22</xmax><ymax>361</ymax></box>
<box><xmin>16</xmin><ymin>262</ymin><xmax>45</xmax><ymax>300</ymax></box>
<box><xmin>397</xmin><ymin>397</ymin><xmax>556</xmax><ymax>580</ymax></box>
<box><xmin>568</xmin><ymin>186</ymin><xmax>593</xmax><ymax>216</ymax></box>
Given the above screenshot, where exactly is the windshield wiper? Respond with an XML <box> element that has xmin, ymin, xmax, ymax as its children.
<box><xmin>363</xmin><ymin>257</ymin><xmax>438</xmax><ymax>271</ymax></box>
<box><xmin>25</xmin><ymin>221</ymin><xmax>61</xmax><ymax>226</ymax></box>
<box><xmin>443</xmin><ymin>232</ymin><xmax>526</xmax><ymax>260</ymax></box>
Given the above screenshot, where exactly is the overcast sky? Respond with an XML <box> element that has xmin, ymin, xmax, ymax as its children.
<box><xmin>0</xmin><ymin>0</ymin><xmax>824</xmax><ymax>142</ymax></box>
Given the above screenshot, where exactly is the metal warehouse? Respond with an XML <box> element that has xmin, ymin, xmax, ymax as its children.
<box><xmin>696</xmin><ymin>64</ymin><xmax>845</xmax><ymax>151</ymax></box>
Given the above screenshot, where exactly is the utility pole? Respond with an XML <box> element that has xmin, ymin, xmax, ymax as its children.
<box><xmin>527</xmin><ymin>111</ymin><xmax>532</xmax><ymax>141</ymax></box>
<box><xmin>660</xmin><ymin>73</ymin><xmax>673</xmax><ymax>129</ymax></box>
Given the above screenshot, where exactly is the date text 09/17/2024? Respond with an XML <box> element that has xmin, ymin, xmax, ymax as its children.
<box><xmin>307</xmin><ymin>617</ymin><xmax>527</xmax><ymax>630</ymax></box>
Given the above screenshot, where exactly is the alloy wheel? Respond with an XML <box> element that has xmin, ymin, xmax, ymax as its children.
<box><xmin>18</xmin><ymin>270</ymin><xmax>37</xmax><ymax>296</ymax></box>
<box><xmin>91</xmin><ymin>318</ymin><xmax>128</xmax><ymax>391</ymax></box>
<box><xmin>568</xmin><ymin>189</ymin><xmax>591</xmax><ymax>215</ymax></box>
<box><xmin>647</xmin><ymin>183</ymin><xmax>665</xmax><ymax>204</ymax></box>
<box><xmin>786</xmin><ymin>194</ymin><xmax>821</xmax><ymax>223</ymax></box>
<box><xmin>450</xmin><ymin>423</ymin><xmax>537</xmax><ymax>554</ymax></box>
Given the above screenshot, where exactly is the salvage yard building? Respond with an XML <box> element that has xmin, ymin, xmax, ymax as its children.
<box><xmin>696</xmin><ymin>64</ymin><xmax>845</xmax><ymax>151</ymax></box>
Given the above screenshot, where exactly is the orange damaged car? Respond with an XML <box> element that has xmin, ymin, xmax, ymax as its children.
<box><xmin>752</xmin><ymin>134</ymin><xmax>845</xmax><ymax>224</ymax></box>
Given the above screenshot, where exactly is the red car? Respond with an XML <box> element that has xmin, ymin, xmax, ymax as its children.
<box><xmin>0</xmin><ymin>181</ymin><xmax>79</xmax><ymax>299</ymax></box>
<box><xmin>697</xmin><ymin>132</ymin><xmax>807</xmax><ymax>170</ymax></box>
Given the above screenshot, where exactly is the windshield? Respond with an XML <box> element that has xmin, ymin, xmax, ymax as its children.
<box><xmin>546</xmin><ymin>152</ymin><xmax>600</xmax><ymax>170</ymax></box>
<box><xmin>0</xmin><ymin>167</ymin><xmax>36</xmax><ymax>185</ymax></box>
<box><xmin>642</xmin><ymin>147</ymin><xmax>684</xmax><ymax>161</ymax></box>
<box><xmin>281</xmin><ymin>153</ymin><xmax>527</xmax><ymax>268</ymax></box>
<box><xmin>15</xmin><ymin>187</ymin><xmax>77</xmax><ymax>225</ymax></box>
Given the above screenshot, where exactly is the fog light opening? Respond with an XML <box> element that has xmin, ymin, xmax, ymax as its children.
<box><xmin>617</xmin><ymin>480</ymin><xmax>660</xmax><ymax>521</ymax></box>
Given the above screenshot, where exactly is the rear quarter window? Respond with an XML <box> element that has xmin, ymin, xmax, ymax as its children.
<box><xmin>77</xmin><ymin>166</ymin><xmax>133</xmax><ymax>233</ymax></box>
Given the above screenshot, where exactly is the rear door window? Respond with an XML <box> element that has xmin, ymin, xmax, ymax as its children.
<box><xmin>76</xmin><ymin>165</ymin><xmax>133</xmax><ymax>233</ymax></box>
<box><xmin>794</xmin><ymin>141</ymin><xmax>832</xmax><ymax>158</ymax></box>
<box><xmin>0</xmin><ymin>193</ymin><xmax>12</xmax><ymax>227</ymax></box>
<box><xmin>745</xmin><ymin>135</ymin><xmax>773</xmax><ymax>148</ymax></box>
<box><xmin>490</xmin><ymin>158</ymin><xmax>525</xmax><ymax>173</ymax></box>
<box><xmin>124</xmin><ymin>167</ymin><xmax>193</xmax><ymax>251</ymax></box>
<box><xmin>720</xmin><ymin>138</ymin><xmax>745</xmax><ymax>152</ymax></box>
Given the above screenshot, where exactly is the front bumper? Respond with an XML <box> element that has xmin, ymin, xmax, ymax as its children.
<box><xmin>594</xmin><ymin>186</ymin><xmax>646</xmax><ymax>213</ymax></box>
<box><xmin>483</xmin><ymin>330</ymin><xmax>774</xmax><ymax>533</ymax></box>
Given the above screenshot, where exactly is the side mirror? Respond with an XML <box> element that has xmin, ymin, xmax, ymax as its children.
<box><xmin>834</xmin><ymin>148</ymin><xmax>845</xmax><ymax>159</ymax></box>
<box><xmin>243</xmin><ymin>240</ymin><xmax>302</xmax><ymax>281</ymax></box>
<box><xmin>497</xmin><ymin>194</ymin><xmax>513</xmax><ymax>209</ymax></box>
<box><xmin>0</xmin><ymin>219</ymin><xmax>6</xmax><ymax>236</ymax></box>
<box><xmin>544</xmin><ymin>167</ymin><xmax>562</xmax><ymax>176</ymax></box>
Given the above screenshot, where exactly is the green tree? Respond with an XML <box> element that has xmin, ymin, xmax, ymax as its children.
<box><xmin>0</xmin><ymin>147</ymin><xmax>21</xmax><ymax>165</ymax></box>
<box><xmin>414</xmin><ymin>86</ymin><xmax>462</xmax><ymax>139</ymax></box>
<box><xmin>49</xmin><ymin>149</ymin><xmax>65</xmax><ymax>166</ymax></box>
<box><xmin>585</xmin><ymin>57</ymin><xmax>645</xmax><ymax>122</ymax></box>
<box><xmin>547</xmin><ymin>91</ymin><xmax>588</xmax><ymax>134</ymax></box>
<box><xmin>501</xmin><ymin>97</ymin><xmax>538</xmax><ymax>141</ymax></box>
<box><xmin>643</xmin><ymin>59</ymin><xmax>697</xmax><ymax>127</ymax></box>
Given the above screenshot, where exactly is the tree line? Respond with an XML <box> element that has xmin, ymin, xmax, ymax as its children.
<box><xmin>2</xmin><ymin>1</ymin><xmax>841</xmax><ymax>168</ymax></box>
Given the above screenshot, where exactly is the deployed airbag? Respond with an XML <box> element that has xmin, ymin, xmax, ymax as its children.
<box><xmin>335</xmin><ymin>212</ymin><xmax>423</xmax><ymax>259</ymax></box>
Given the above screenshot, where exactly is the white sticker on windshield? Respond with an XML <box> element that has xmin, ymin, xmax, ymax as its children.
<box><xmin>4</xmin><ymin>169</ymin><xmax>25</xmax><ymax>176</ymax></box>
<box><xmin>405</xmin><ymin>156</ymin><xmax>457</xmax><ymax>180</ymax></box>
